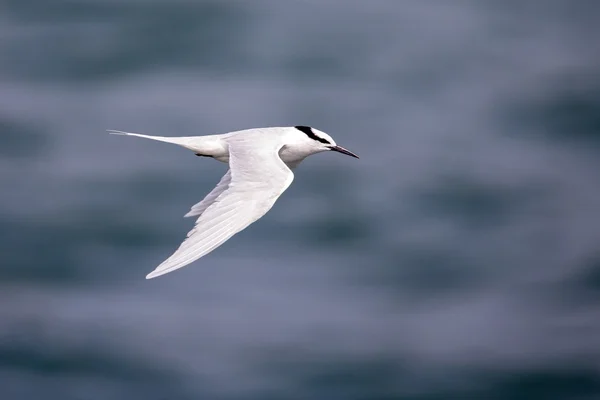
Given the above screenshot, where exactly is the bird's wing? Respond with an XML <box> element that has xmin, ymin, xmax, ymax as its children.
<box><xmin>184</xmin><ymin>170</ymin><xmax>232</xmax><ymax>218</ymax></box>
<box><xmin>146</xmin><ymin>137</ymin><xmax>294</xmax><ymax>279</ymax></box>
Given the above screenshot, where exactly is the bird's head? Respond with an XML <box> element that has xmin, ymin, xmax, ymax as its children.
<box><xmin>290</xmin><ymin>126</ymin><xmax>359</xmax><ymax>159</ymax></box>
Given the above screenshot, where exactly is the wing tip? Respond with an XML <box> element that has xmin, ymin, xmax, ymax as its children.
<box><xmin>145</xmin><ymin>269</ymin><xmax>165</xmax><ymax>279</ymax></box>
<box><xmin>146</xmin><ymin>263</ymin><xmax>181</xmax><ymax>279</ymax></box>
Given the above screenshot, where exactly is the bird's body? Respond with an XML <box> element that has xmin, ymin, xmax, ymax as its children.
<box><xmin>109</xmin><ymin>126</ymin><xmax>358</xmax><ymax>279</ymax></box>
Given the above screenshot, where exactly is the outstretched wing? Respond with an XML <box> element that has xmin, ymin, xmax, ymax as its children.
<box><xmin>184</xmin><ymin>170</ymin><xmax>232</xmax><ymax>218</ymax></box>
<box><xmin>146</xmin><ymin>136</ymin><xmax>293</xmax><ymax>279</ymax></box>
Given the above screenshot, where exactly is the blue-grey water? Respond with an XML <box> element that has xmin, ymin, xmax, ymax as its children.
<box><xmin>2</xmin><ymin>1</ymin><xmax>600</xmax><ymax>399</ymax></box>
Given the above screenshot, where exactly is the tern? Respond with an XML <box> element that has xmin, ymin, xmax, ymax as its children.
<box><xmin>109</xmin><ymin>126</ymin><xmax>359</xmax><ymax>279</ymax></box>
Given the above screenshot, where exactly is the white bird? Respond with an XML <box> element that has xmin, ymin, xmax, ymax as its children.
<box><xmin>109</xmin><ymin>126</ymin><xmax>359</xmax><ymax>279</ymax></box>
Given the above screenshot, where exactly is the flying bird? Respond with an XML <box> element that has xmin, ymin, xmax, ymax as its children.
<box><xmin>109</xmin><ymin>126</ymin><xmax>359</xmax><ymax>279</ymax></box>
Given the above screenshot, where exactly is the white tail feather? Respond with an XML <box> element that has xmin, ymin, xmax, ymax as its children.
<box><xmin>107</xmin><ymin>130</ymin><xmax>194</xmax><ymax>147</ymax></box>
<box><xmin>107</xmin><ymin>129</ymin><xmax>225</xmax><ymax>157</ymax></box>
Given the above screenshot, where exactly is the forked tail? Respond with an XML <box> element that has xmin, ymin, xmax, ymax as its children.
<box><xmin>108</xmin><ymin>130</ymin><xmax>224</xmax><ymax>156</ymax></box>
<box><xmin>108</xmin><ymin>130</ymin><xmax>194</xmax><ymax>147</ymax></box>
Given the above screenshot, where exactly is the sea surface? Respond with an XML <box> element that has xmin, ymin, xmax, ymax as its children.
<box><xmin>2</xmin><ymin>1</ymin><xmax>600</xmax><ymax>399</ymax></box>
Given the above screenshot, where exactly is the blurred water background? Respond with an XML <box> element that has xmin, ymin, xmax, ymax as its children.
<box><xmin>2</xmin><ymin>1</ymin><xmax>600</xmax><ymax>399</ymax></box>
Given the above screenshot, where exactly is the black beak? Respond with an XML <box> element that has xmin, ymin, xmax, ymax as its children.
<box><xmin>329</xmin><ymin>145</ymin><xmax>359</xmax><ymax>159</ymax></box>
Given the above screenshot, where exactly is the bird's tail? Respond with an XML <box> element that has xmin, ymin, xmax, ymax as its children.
<box><xmin>107</xmin><ymin>130</ymin><xmax>217</xmax><ymax>154</ymax></box>
<box><xmin>108</xmin><ymin>130</ymin><xmax>193</xmax><ymax>147</ymax></box>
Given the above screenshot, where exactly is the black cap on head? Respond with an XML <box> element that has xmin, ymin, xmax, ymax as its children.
<box><xmin>294</xmin><ymin>126</ymin><xmax>331</xmax><ymax>145</ymax></box>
